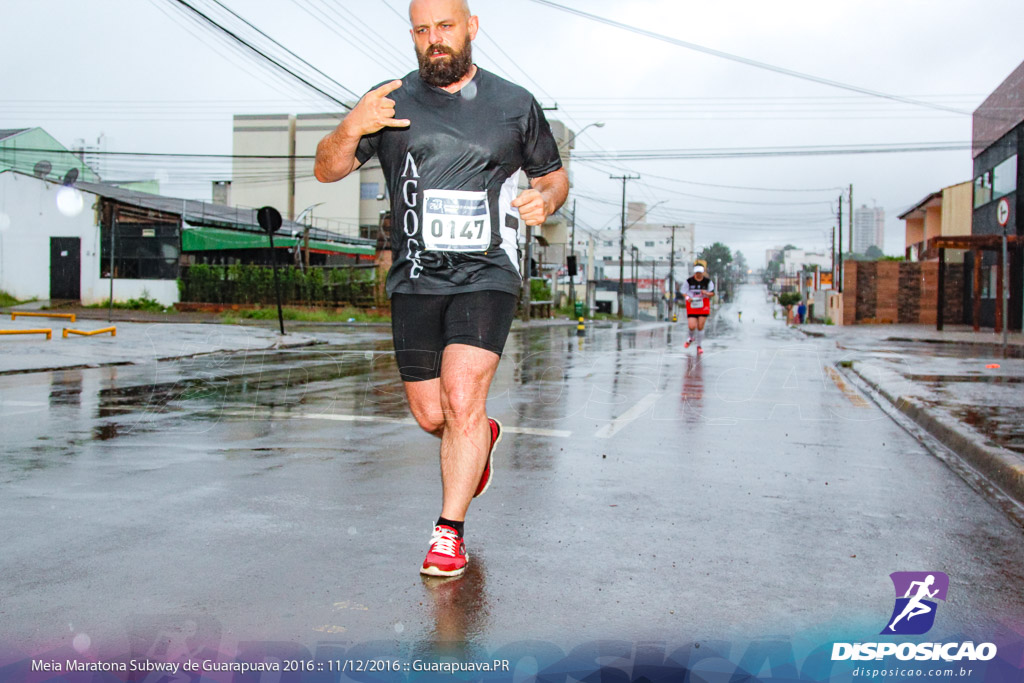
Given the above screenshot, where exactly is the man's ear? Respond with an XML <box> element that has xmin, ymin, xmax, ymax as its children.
<box><xmin>468</xmin><ymin>14</ymin><xmax>479</xmax><ymax>40</ymax></box>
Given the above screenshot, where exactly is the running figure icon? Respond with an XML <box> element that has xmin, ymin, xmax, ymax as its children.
<box><xmin>888</xmin><ymin>575</ymin><xmax>938</xmax><ymax>631</ymax></box>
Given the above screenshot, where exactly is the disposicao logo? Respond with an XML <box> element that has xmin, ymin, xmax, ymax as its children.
<box><xmin>831</xmin><ymin>572</ymin><xmax>998</xmax><ymax>662</ymax></box>
<box><xmin>882</xmin><ymin>571</ymin><xmax>949</xmax><ymax>635</ymax></box>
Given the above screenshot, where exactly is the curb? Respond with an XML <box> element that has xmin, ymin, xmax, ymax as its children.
<box><xmin>0</xmin><ymin>337</ymin><xmax>323</xmax><ymax>377</ymax></box>
<box><xmin>847</xmin><ymin>362</ymin><xmax>1024</xmax><ymax>512</ymax></box>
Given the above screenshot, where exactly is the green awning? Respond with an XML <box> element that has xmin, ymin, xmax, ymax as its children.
<box><xmin>182</xmin><ymin>227</ymin><xmax>374</xmax><ymax>256</ymax></box>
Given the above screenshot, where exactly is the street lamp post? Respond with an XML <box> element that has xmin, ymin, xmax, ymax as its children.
<box><xmin>564</xmin><ymin>122</ymin><xmax>605</xmax><ymax>154</ymax></box>
<box><xmin>295</xmin><ymin>202</ymin><xmax>325</xmax><ymax>271</ymax></box>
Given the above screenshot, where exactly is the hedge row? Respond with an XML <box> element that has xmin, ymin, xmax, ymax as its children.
<box><xmin>178</xmin><ymin>264</ymin><xmax>377</xmax><ymax>306</ymax></box>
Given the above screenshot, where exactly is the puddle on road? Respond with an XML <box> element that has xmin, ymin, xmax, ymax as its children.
<box><xmin>908</xmin><ymin>374</ymin><xmax>1024</xmax><ymax>384</ymax></box>
<box><xmin>949</xmin><ymin>405</ymin><xmax>1024</xmax><ymax>454</ymax></box>
<box><xmin>919</xmin><ymin>396</ymin><xmax>1024</xmax><ymax>454</ymax></box>
<box><xmin>881</xmin><ymin>340</ymin><xmax>1024</xmax><ymax>360</ymax></box>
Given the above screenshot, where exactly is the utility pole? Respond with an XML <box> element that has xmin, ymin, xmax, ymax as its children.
<box><xmin>668</xmin><ymin>226</ymin><xmax>678</xmax><ymax>318</ymax></box>
<box><xmin>831</xmin><ymin>226</ymin><xmax>836</xmax><ymax>288</ymax></box>
<box><xmin>626</xmin><ymin>244</ymin><xmax>634</xmax><ymax>290</ymax></box>
<box><xmin>838</xmin><ymin>194</ymin><xmax>844</xmax><ymax>293</ymax></box>
<box><xmin>569</xmin><ymin>199</ymin><xmax>577</xmax><ymax>307</ymax></box>
<box><xmin>848</xmin><ymin>183</ymin><xmax>854</xmax><ymax>254</ymax></box>
<box><xmin>611</xmin><ymin>174</ymin><xmax>639</xmax><ymax>319</ymax></box>
<box><xmin>650</xmin><ymin>258</ymin><xmax>656</xmax><ymax>308</ymax></box>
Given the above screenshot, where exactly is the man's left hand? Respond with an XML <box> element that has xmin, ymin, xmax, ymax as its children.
<box><xmin>510</xmin><ymin>189</ymin><xmax>549</xmax><ymax>227</ymax></box>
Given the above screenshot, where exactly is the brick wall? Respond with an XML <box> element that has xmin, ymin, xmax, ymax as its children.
<box><xmin>898</xmin><ymin>263</ymin><xmax>922</xmax><ymax>323</ymax></box>
<box><xmin>876</xmin><ymin>262</ymin><xmax>900</xmax><ymax>323</ymax></box>
<box><xmin>843</xmin><ymin>261</ymin><xmax>858</xmax><ymax>324</ymax></box>
<box><xmin>943</xmin><ymin>262</ymin><xmax>964</xmax><ymax>325</ymax></box>
<box><xmin>855</xmin><ymin>262</ymin><xmax>876</xmax><ymax>321</ymax></box>
<box><xmin>842</xmin><ymin>260</ymin><xmax>951</xmax><ymax>325</ymax></box>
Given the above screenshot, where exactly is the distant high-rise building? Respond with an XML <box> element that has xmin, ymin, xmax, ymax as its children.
<box><xmin>71</xmin><ymin>133</ymin><xmax>106</xmax><ymax>179</ymax></box>
<box><xmin>853</xmin><ymin>205</ymin><xmax>885</xmax><ymax>254</ymax></box>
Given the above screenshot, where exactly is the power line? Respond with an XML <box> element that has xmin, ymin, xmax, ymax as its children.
<box><xmin>294</xmin><ymin>0</ymin><xmax>409</xmax><ymax>76</ymax></box>
<box><xmin>573</xmin><ymin>141</ymin><xmax>972</xmax><ymax>161</ymax></box>
<box><xmin>525</xmin><ymin>0</ymin><xmax>972</xmax><ymax>116</ymax></box>
<box><xmin>165</xmin><ymin>0</ymin><xmax>356</xmax><ymax>108</ymax></box>
<box><xmin>146</xmin><ymin>0</ymin><xmax>317</xmax><ymax>102</ymax></box>
<box><xmin>207</xmin><ymin>0</ymin><xmax>362</xmax><ymax>101</ymax></box>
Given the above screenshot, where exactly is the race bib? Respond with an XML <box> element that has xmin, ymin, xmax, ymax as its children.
<box><xmin>422</xmin><ymin>189</ymin><xmax>492</xmax><ymax>252</ymax></box>
<box><xmin>688</xmin><ymin>288</ymin><xmax>705</xmax><ymax>300</ymax></box>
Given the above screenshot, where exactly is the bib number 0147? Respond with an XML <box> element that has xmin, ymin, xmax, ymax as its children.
<box><xmin>431</xmin><ymin>218</ymin><xmax>487</xmax><ymax>241</ymax></box>
<box><xmin>422</xmin><ymin>189</ymin><xmax>492</xmax><ymax>252</ymax></box>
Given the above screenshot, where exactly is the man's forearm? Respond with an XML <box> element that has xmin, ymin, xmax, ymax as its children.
<box><xmin>531</xmin><ymin>168</ymin><xmax>569</xmax><ymax>217</ymax></box>
<box><xmin>314</xmin><ymin>123</ymin><xmax>363</xmax><ymax>183</ymax></box>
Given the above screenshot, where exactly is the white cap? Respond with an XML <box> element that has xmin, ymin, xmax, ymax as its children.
<box><xmin>693</xmin><ymin>265</ymin><xmax>705</xmax><ymax>273</ymax></box>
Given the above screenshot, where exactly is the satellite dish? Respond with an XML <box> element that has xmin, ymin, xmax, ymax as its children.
<box><xmin>33</xmin><ymin>160</ymin><xmax>52</xmax><ymax>178</ymax></box>
<box><xmin>257</xmin><ymin>206</ymin><xmax>283</xmax><ymax>235</ymax></box>
<box><xmin>62</xmin><ymin>168</ymin><xmax>79</xmax><ymax>186</ymax></box>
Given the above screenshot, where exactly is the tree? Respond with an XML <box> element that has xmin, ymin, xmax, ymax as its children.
<box><xmin>697</xmin><ymin>242</ymin><xmax>733</xmax><ymax>282</ymax></box>
<box><xmin>734</xmin><ymin>251</ymin><xmax>749</xmax><ymax>282</ymax></box>
<box><xmin>865</xmin><ymin>245</ymin><xmax>884</xmax><ymax>260</ymax></box>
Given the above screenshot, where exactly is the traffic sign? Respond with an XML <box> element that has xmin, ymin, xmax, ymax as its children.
<box><xmin>997</xmin><ymin>198</ymin><xmax>1010</xmax><ymax>227</ymax></box>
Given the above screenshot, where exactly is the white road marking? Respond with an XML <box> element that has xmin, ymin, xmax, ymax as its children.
<box><xmin>595</xmin><ymin>392</ymin><xmax>662</xmax><ymax>439</ymax></box>
<box><xmin>303</xmin><ymin>413</ymin><xmax>415</xmax><ymax>426</ymax></box>
<box><xmin>221</xmin><ymin>411</ymin><xmax>572</xmax><ymax>438</ymax></box>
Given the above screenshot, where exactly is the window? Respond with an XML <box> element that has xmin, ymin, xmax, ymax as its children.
<box><xmin>980</xmin><ymin>266</ymin><xmax>996</xmax><ymax>299</ymax></box>
<box><xmin>974</xmin><ymin>171</ymin><xmax>993</xmax><ymax>208</ymax></box>
<box><xmin>993</xmin><ymin>155</ymin><xmax>1017</xmax><ymax>201</ymax></box>
<box><xmin>602</xmin><ymin>256</ymin><xmax>612</xmax><ymax>261</ymax></box>
<box><xmin>645</xmin><ymin>241</ymin><xmax>655</xmax><ymax>247</ymax></box>
<box><xmin>603</xmin><ymin>240</ymin><xmax>614</xmax><ymax>247</ymax></box>
<box><xmin>975</xmin><ymin>155</ymin><xmax>1018</xmax><ymax>208</ymax></box>
<box><xmin>360</xmin><ymin>182</ymin><xmax>380</xmax><ymax>200</ymax></box>
<box><xmin>101</xmin><ymin>220</ymin><xmax>179</xmax><ymax>280</ymax></box>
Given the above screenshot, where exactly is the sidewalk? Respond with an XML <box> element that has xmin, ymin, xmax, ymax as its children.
<box><xmin>0</xmin><ymin>315</ymin><xmax>317</xmax><ymax>375</ymax></box>
<box><xmin>805</xmin><ymin>322</ymin><xmax>1024</xmax><ymax>514</ymax></box>
<box><xmin>800</xmin><ymin>321</ymin><xmax>1024</xmax><ymax>352</ymax></box>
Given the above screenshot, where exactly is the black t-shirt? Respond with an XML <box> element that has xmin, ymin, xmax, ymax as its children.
<box><xmin>355</xmin><ymin>67</ymin><xmax>563</xmax><ymax>297</ymax></box>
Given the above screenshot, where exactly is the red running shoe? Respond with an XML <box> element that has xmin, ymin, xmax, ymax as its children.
<box><xmin>473</xmin><ymin>417</ymin><xmax>502</xmax><ymax>498</ymax></box>
<box><xmin>697</xmin><ymin>346</ymin><xmax>704</xmax><ymax>356</ymax></box>
<box><xmin>421</xmin><ymin>525</ymin><xmax>468</xmax><ymax>577</ymax></box>
<box><xmin>684</xmin><ymin>339</ymin><xmax>693</xmax><ymax>349</ymax></box>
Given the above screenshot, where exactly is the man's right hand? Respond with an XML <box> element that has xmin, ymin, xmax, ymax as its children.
<box><xmin>343</xmin><ymin>80</ymin><xmax>411</xmax><ymax>137</ymax></box>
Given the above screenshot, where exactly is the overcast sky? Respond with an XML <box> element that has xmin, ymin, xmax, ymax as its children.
<box><xmin>4</xmin><ymin>0</ymin><xmax>1023</xmax><ymax>267</ymax></box>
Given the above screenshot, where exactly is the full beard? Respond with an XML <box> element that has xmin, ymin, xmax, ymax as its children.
<box><xmin>417</xmin><ymin>40</ymin><xmax>474</xmax><ymax>87</ymax></box>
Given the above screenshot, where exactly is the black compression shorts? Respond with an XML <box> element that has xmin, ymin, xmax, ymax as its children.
<box><xmin>391</xmin><ymin>291</ymin><xmax>519</xmax><ymax>382</ymax></box>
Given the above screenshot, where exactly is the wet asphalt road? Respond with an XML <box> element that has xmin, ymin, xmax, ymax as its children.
<box><xmin>2</xmin><ymin>284</ymin><xmax>1023</xmax><ymax>658</ymax></box>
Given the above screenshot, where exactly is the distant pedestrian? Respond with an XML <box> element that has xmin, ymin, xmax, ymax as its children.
<box><xmin>797</xmin><ymin>301</ymin><xmax>807</xmax><ymax>325</ymax></box>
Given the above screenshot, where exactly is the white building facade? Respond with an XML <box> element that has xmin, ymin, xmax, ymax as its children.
<box><xmin>593</xmin><ymin>202</ymin><xmax>695</xmax><ymax>298</ymax></box>
<box><xmin>0</xmin><ymin>171</ymin><xmax>180</xmax><ymax>306</ymax></box>
<box><xmin>782</xmin><ymin>249</ymin><xmax>832</xmax><ymax>275</ymax></box>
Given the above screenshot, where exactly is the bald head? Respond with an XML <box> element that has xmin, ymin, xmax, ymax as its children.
<box><xmin>409</xmin><ymin>0</ymin><xmax>471</xmax><ymax>23</ymax></box>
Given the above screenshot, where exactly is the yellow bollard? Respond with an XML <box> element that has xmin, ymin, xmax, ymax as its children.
<box><xmin>576</xmin><ymin>316</ymin><xmax>585</xmax><ymax>337</ymax></box>
<box><xmin>0</xmin><ymin>328</ymin><xmax>52</xmax><ymax>340</ymax></box>
<box><xmin>11</xmin><ymin>311</ymin><xmax>75</xmax><ymax>323</ymax></box>
<box><xmin>63</xmin><ymin>326</ymin><xmax>117</xmax><ymax>339</ymax></box>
